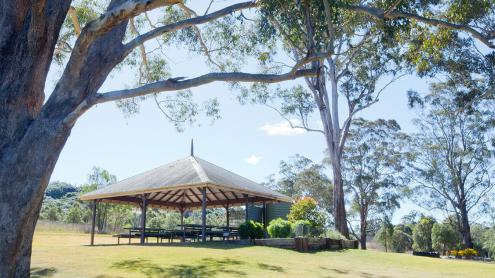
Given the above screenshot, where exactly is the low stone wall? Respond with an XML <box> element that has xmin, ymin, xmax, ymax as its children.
<box><xmin>254</xmin><ymin>237</ymin><xmax>359</xmax><ymax>252</ymax></box>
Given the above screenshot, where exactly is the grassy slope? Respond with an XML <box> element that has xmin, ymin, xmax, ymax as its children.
<box><xmin>31</xmin><ymin>231</ymin><xmax>495</xmax><ymax>278</ymax></box>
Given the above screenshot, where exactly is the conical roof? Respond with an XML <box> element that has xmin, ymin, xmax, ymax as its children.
<box><xmin>80</xmin><ymin>156</ymin><xmax>291</xmax><ymax>208</ymax></box>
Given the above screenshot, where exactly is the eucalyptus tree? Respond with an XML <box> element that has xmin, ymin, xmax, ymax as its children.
<box><xmin>375</xmin><ymin>215</ymin><xmax>394</xmax><ymax>252</ymax></box>
<box><xmin>240</xmin><ymin>0</ymin><xmax>406</xmax><ymax>237</ymax></box>
<box><xmin>407</xmin><ymin>84</ymin><xmax>495</xmax><ymax>248</ymax></box>
<box><xmin>412</xmin><ymin>216</ymin><xmax>436</xmax><ymax>252</ymax></box>
<box><xmin>342</xmin><ymin>118</ymin><xmax>409</xmax><ymax>249</ymax></box>
<box><xmin>0</xmin><ymin>1</ymin><xmax>324</xmax><ymax>275</ymax></box>
<box><xmin>264</xmin><ymin>154</ymin><xmax>333</xmax><ymax>215</ymax></box>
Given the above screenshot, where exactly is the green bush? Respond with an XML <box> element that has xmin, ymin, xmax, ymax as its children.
<box><xmin>239</xmin><ymin>221</ymin><xmax>264</xmax><ymax>239</ymax></box>
<box><xmin>326</xmin><ymin>229</ymin><xmax>346</xmax><ymax>240</ymax></box>
<box><xmin>267</xmin><ymin>218</ymin><xmax>292</xmax><ymax>238</ymax></box>
<box><xmin>291</xmin><ymin>220</ymin><xmax>312</xmax><ymax>237</ymax></box>
<box><xmin>287</xmin><ymin>197</ymin><xmax>326</xmax><ymax>230</ymax></box>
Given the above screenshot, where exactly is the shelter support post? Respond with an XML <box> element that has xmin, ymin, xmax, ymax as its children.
<box><xmin>262</xmin><ymin>201</ymin><xmax>267</xmax><ymax>228</ymax></box>
<box><xmin>180</xmin><ymin>207</ymin><xmax>185</xmax><ymax>242</ymax></box>
<box><xmin>201</xmin><ymin>187</ymin><xmax>207</xmax><ymax>242</ymax></box>
<box><xmin>90</xmin><ymin>200</ymin><xmax>97</xmax><ymax>246</ymax></box>
<box><xmin>226</xmin><ymin>201</ymin><xmax>230</xmax><ymax>229</ymax></box>
<box><xmin>140</xmin><ymin>194</ymin><xmax>148</xmax><ymax>244</ymax></box>
<box><xmin>245</xmin><ymin>194</ymin><xmax>249</xmax><ymax>222</ymax></box>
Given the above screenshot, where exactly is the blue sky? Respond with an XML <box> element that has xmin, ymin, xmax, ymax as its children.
<box><xmin>46</xmin><ymin>1</ymin><xmax>432</xmax><ymax>223</ymax></box>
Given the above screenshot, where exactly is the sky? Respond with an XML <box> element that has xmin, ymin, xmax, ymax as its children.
<box><xmin>46</xmin><ymin>0</ymin><xmax>432</xmax><ymax>224</ymax></box>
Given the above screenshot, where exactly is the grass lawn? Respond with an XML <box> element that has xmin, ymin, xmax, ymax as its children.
<box><xmin>31</xmin><ymin>231</ymin><xmax>495</xmax><ymax>278</ymax></box>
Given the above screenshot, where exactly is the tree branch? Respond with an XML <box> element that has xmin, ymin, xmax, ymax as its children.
<box><xmin>345</xmin><ymin>4</ymin><xmax>495</xmax><ymax>49</ymax></box>
<box><xmin>124</xmin><ymin>1</ymin><xmax>257</xmax><ymax>54</ymax></box>
<box><xmin>95</xmin><ymin>69</ymin><xmax>317</xmax><ymax>104</ymax></box>
<box><xmin>176</xmin><ymin>2</ymin><xmax>222</xmax><ymax>69</ymax></box>
<box><xmin>68</xmin><ymin>6</ymin><xmax>81</xmax><ymax>36</ymax></box>
<box><xmin>61</xmin><ymin>0</ymin><xmax>181</xmax><ymax>90</ymax></box>
<box><xmin>264</xmin><ymin>103</ymin><xmax>325</xmax><ymax>134</ymax></box>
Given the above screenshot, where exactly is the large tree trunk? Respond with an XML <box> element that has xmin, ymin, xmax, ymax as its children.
<box><xmin>312</xmin><ymin>63</ymin><xmax>349</xmax><ymax>238</ymax></box>
<box><xmin>331</xmin><ymin>162</ymin><xmax>349</xmax><ymax>238</ymax></box>
<box><xmin>459</xmin><ymin>203</ymin><xmax>473</xmax><ymax>248</ymax></box>
<box><xmin>0</xmin><ymin>121</ymin><xmax>73</xmax><ymax>277</ymax></box>
<box><xmin>359</xmin><ymin>207</ymin><xmax>367</xmax><ymax>250</ymax></box>
<box><xmin>0</xmin><ymin>1</ymin><xmax>71</xmax><ymax>276</ymax></box>
<box><xmin>0</xmin><ymin>1</ymin><xmax>129</xmax><ymax>276</ymax></box>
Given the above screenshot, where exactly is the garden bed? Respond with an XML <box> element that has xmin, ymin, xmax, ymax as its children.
<box><xmin>254</xmin><ymin>237</ymin><xmax>358</xmax><ymax>252</ymax></box>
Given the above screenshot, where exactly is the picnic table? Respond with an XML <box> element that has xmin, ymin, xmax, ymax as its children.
<box><xmin>114</xmin><ymin>225</ymin><xmax>240</xmax><ymax>244</ymax></box>
<box><xmin>177</xmin><ymin>224</ymin><xmax>240</xmax><ymax>241</ymax></box>
<box><xmin>114</xmin><ymin>228</ymin><xmax>184</xmax><ymax>244</ymax></box>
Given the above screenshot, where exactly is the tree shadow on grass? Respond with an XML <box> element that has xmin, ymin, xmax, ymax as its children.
<box><xmin>319</xmin><ymin>266</ymin><xmax>393</xmax><ymax>278</ymax></box>
<box><xmin>111</xmin><ymin>257</ymin><xmax>246</xmax><ymax>278</ymax></box>
<box><xmin>90</xmin><ymin>241</ymin><xmax>251</xmax><ymax>250</ymax></box>
<box><xmin>31</xmin><ymin>267</ymin><xmax>57</xmax><ymax>277</ymax></box>
<box><xmin>256</xmin><ymin>263</ymin><xmax>285</xmax><ymax>273</ymax></box>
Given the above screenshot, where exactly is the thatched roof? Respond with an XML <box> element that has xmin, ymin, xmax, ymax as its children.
<box><xmin>80</xmin><ymin>156</ymin><xmax>291</xmax><ymax>209</ymax></box>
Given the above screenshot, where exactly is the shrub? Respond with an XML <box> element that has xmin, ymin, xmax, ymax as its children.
<box><xmin>461</xmin><ymin>248</ymin><xmax>478</xmax><ymax>258</ymax></box>
<box><xmin>239</xmin><ymin>221</ymin><xmax>264</xmax><ymax>239</ymax></box>
<box><xmin>267</xmin><ymin>218</ymin><xmax>292</xmax><ymax>238</ymax></box>
<box><xmin>325</xmin><ymin>229</ymin><xmax>346</xmax><ymax>240</ymax></box>
<box><xmin>450</xmin><ymin>248</ymin><xmax>478</xmax><ymax>259</ymax></box>
<box><xmin>291</xmin><ymin>220</ymin><xmax>312</xmax><ymax>237</ymax></box>
<box><xmin>287</xmin><ymin>197</ymin><xmax>326</xmax><ymax>232</ymax></box>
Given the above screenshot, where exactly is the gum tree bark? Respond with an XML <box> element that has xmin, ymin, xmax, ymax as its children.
<box><xmin>0</xmin><ymin>1</ymin><xmax>318</xmax><ymax>276</ymax></box>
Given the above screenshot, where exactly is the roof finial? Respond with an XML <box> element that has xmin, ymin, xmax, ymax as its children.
<box><xmin>190</xmin><ymin>138</ymin><xmax>194</xmax><ymax>156</ymax></box>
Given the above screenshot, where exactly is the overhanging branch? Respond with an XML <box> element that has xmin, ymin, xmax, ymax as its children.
<box><xmin>94</xmin><ymin>69</ymin><xmax>316</xmax><ymax>104</ymax></box>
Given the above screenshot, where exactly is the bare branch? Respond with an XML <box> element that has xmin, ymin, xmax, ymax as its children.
<box><xmin>124</xmin><ymin>1</ymin><xmax>257</xmax><ymax>54</ymax></box>
<box><xmin>177</xmin><ymin>2</ymin><xmax>222</xmax><ymax>69</ymax></box>
<box><xmin>95</xmin><ymin>69</ymin><xmax>317</xmax><ymax>104</ymax></box>
<box><xmin>264</xmin><ymin>103</ymin><xmax>325</xmax><ymax>134</ymax></box>
<box><xmin>129</xmin><ymin>18</ymin><xmax>151</xmax><ymax>83</ymax></box>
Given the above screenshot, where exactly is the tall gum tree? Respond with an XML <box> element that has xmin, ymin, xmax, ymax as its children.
<box><xmin>242</xmin><ymin>0</ymin><xmax>406</xmax><ymax>237</ymax></box>
<box><xmin>239</xmin><ymin>0</ymin><xmax>495</xmax><ymax>237</ymax></box>
<box><xmin>0</xmin><ymin>1</ymin><xmax>322</xmax><ymax>276</ymax></box>
<box><xmin>407</xmin><ymin>86</ymin><xmax>495</xmax><ymax>249</ymax></box>
<box><xmin>342</xmin><ymin>118</ymin><xmax>409</xmax><ymax>249</ymax></box>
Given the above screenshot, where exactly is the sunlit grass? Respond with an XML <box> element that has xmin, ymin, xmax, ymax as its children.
<box><xmin>31</xmin><ymin>231</ymin><xmax>495</xmax><ymax>277</ymax></box>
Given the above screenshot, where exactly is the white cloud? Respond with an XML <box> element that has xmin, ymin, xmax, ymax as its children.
<box><xmin>259</xmin><ymin>120</ymin><xmax>306</xmax><ymax>136</ymax></box>
<box><xmin>246</xmin><ymin>155</ymin><xmax>263</xmax><ymax>165</ymax></box>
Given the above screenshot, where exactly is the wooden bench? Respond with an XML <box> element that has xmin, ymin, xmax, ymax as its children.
<box><xmin>113</xmin><ymin>232</ymin><xmax>140</xmax><ymax>244</ymax></box>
